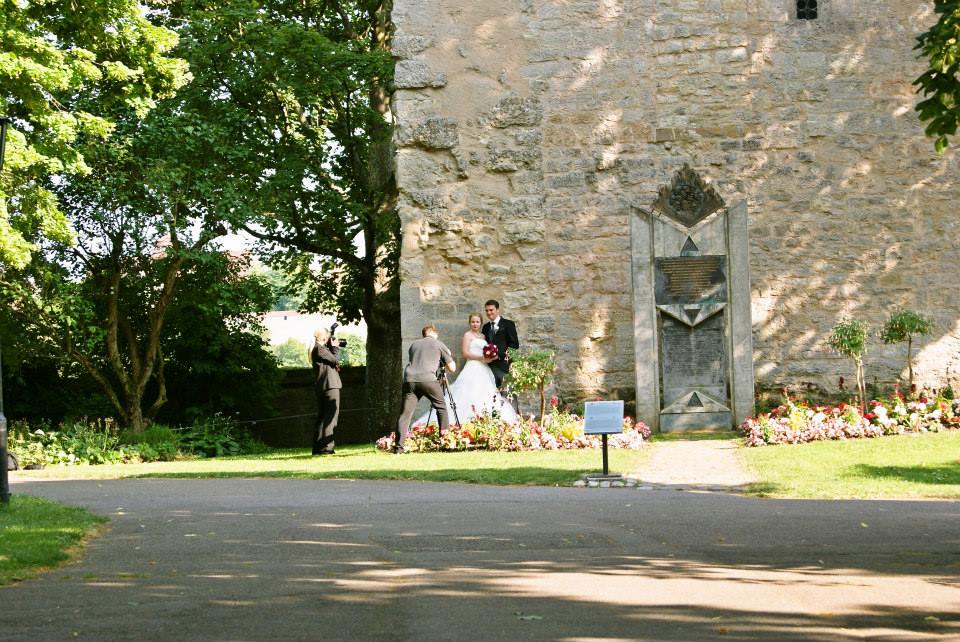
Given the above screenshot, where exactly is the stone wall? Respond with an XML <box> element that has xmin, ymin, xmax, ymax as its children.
<box><xmin>393</xmin><ymin>0</ymin><xmax>960</xmax><ymax>414</ymax></box>
<box><xmin>250</xmin><ymin>367</ymin><xmax>369</xmax><ymax>447</ymax></box>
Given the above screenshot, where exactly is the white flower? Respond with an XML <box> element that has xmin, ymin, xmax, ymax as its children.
<box><xmin>895</xmin><ymin>405</ymin><xmax>907</xmax><ymax>416</ymax></box>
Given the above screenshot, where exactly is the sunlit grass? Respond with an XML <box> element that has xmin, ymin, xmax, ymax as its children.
<box><xmin>13</xmin><ymin>444</ymin><xmax>652</xmax><ymax>486</ymax></box>
<box><xmin>0</xmin><ymin>496</ymin><xmax>106</xmax><ymax>585</ymax></box>
<box><xmin>740</xmin><ymin>431</ymin><xmax>960</xmax><ymax>499</ymax></box>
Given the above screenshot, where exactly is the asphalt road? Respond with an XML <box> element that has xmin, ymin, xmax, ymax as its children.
<box><xmin>3</xmin><ymin>478</ymin><xmax>959</xmax><ymax>641</ymax></box>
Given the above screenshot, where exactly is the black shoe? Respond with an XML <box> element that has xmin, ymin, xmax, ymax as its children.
<box><xmin>393</xmin><ymin>445</ymin><xmax>405</xmax><ymax>455</ymax></box>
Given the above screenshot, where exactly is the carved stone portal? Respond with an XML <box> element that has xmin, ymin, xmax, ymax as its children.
<box><xmin>631</xmin><ymin>165</ymin><xmax>754</xmax><ymax>432</ymax></box>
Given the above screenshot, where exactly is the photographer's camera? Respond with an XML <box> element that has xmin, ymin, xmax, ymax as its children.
<box><xmin>329</xmin><ymin>322</ymin><xmax>348</xmax><ymax>347</ymax></box>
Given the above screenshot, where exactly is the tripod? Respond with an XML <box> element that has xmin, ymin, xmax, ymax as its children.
<box><xmin>426</xmin><ymin>368</ymin><xmax>463</xmax><ymax>430</ymax></box>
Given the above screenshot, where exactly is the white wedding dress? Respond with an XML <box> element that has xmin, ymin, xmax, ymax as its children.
<box><xmin>414</xmin><ymin>337</ymin><xmax>518</xmax><ymax>427</ymax></box>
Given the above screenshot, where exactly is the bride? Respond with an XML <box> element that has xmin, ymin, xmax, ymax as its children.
<box><xmin>414</xmin><ymin>314</ymin><xmax>518</xmax><ymax>427</ymax></box>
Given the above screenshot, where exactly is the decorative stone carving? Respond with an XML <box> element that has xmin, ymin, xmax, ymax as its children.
<box><xmin>652</xmin><ymin>164</ymin><xmax>725</xmax><ymax>229</ymax></box>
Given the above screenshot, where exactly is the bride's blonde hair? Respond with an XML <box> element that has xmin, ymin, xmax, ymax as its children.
<box><xmin>467</xmin><ymin>313</ymin><xmax>482</xmax><ymax>325</ymax></box>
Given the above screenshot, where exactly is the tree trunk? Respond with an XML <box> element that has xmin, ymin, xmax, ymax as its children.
<box><xmin>539</xmin><ymin>384</ymin><xmax>546</xmax><ymax>423</ymax></box>
<box><xmin>364</xmin><ymin>280</ymin><xmax>401</xmax><ymax>440</ymax></box>
<box><xmin>907</xmin><ymin>334</ymin><xmax>914</xmax><ymax>394</ymax></box>
<box><xmin>855</xmin><ymin>357</ymin><xmax>866</xmax><ymax>414</ymax></box>
<box><xmin>362</xmin><ymin>0</ymin><xmax>401</xmax><ymax>440</ymax></box>
<box><xmin>124</xmin><ymin>397</ymin><xmax>147</xmax><ymax>434</ymax></box>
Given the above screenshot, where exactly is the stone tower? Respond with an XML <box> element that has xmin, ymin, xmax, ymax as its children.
<box><xmin>392</xmin><ymin>0</ymin><xmax>960</xmax><ymax>426</ymax></box>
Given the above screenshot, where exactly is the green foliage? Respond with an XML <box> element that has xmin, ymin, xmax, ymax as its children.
<box><xmin>119</xmin><ymin>425</ymin><xmax>180</xmax><ymax>462</ymax></box>
<box><xmin>178</xmin><ymin>415</ymin><xmax>266</xmax><ymax>458</ymax></box>
<box><xmin>272</xmin><ymin>338</ymin><xmax>311</xmax><ymax>368</ymax></box>
<box><xmin>154</xmin><ymin>0</ymin><xmax>396</xmax><ymax>323</ymax></box>
<box><xmin>251</xmin><ymin>264</ymin><xmax>305</xmax><ymax>311</ymax></box>
<box><xmin>158</xmin><ymin>251</ymin><xmax>281</xmax><ymax>423</ymax></box>
<box><xmin>914</xmin><ymin>0</ymin><xmax>960</xmax><ymax>152</ymax></box>
<box><xmin>0</xmin><ymin>0</ymin><xmax>188</xmax><ymax>267</ymax></box>
<box><xmin>506</xmin><ymin>350</ymin><xmax>556</xmax><ymax>420</ymax></box>
<box><xmin>8</xmin><ymin>419</ymin><xmax>154</xmax><ymax>466</ymax></box>
<box><xmin>337</xmin><ymin>331</ymin><xmax>367</xmax><ymax>366</ymax></box>
<box><xmin>830</xmin><ymin>318</ymin><xmax>869</xmax><ymax>411</ymax></box>
<box><xmin>879</xmin><ymin>310</ymin><xmax>934</xmax><ymax>344</ymax></box>
<box><xmin>542</xmin><ymin>406</ymin><xmax>584</xmax><ymax>442</ymax></box>
<box><xmin>829</xmin><ymin>319</ymin><xmax>869</xmax><ymax>358</ymax></box>
<box><xmin>878</xmin><ymin>309</ymin><xmax>935</xmax><ymax>392</ymax></box>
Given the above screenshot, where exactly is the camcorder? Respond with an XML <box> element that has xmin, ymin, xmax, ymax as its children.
<box><xmin>329</xmin><ymin>323</ymin><xmax>348</xmax><ymax>348</ymax></box>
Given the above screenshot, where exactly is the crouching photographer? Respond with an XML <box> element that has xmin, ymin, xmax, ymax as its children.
<box><xmin>310</xmin><ymin>325</ymin><xmax>344</xmax><ymax>456</ymax></box>
<box><xmin>394</xmin><ymin>324</ymin><xmax>456</xmax><ymax>454</ymax></box>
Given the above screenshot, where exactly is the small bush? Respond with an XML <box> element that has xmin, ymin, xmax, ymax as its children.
<box><xmin>178</xmin><ymin>415</ymin><xmax>266</xmax><ymax>458</ymax></box>
<box><xmin>8</xmin><ymin>419</ymin><xmax>142</xmax><ymax>466</ymax></box>
<box><xmin>119</xmin><ymin>425</ymin><xmax>180</xmax><ymax>461</ymax></box>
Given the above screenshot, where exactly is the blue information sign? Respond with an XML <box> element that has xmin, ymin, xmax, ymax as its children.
<box><xmin>583</xmin><ymin>400</ymin><xmax>624</xmax><ymax>435</ymax></box>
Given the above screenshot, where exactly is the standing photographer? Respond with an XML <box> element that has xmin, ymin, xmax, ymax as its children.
<box><xmin>394</xmin><ymin>324</ymin><xmax>456</xmax><ymax>454</ymax></box>
<box><xmin>310</xmin><ymin>326</ymin><xmax>343</xmax><ymax>455</ymax></box>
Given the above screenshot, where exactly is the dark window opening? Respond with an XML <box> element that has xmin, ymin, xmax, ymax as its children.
<box><xmin>797</xmin><ymin>0</ymin><xmax>817</xmax><ymax>19</ymax></box>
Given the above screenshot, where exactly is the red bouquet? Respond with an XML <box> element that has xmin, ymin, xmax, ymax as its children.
<box><xmin>483</xmin><ymin>343</ymin><xmax>499</xmax><ymax>359</ymax></box>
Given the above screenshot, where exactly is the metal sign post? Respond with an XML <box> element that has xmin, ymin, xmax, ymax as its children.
<box><xmin>0</xmin><ymin>117</ymin><xmax>9</xmax><ymax>506</ymax></box>
<box><xmin>583</xmin><ymin>400</ymin><xmax>624</xmax><ymax>478</ymax></box>
<box><xmin>0</xmin><ymin>335</ymin><xmax>9</xmax><ymax>506</ymax></box>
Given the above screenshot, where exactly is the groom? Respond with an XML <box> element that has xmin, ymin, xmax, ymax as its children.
<box><xmin>482</xmin><ymin>299</ymin><xmax>520</xmax><ymax>389</ymax></box>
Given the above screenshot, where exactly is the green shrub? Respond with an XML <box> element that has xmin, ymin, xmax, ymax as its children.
<box><xmin>8</xmin><ymin>419</ymin><xmax>132</xmax><ymax>466</ymax></box>
<box><xmin>178</xmin><ymin>415</ymin><xmax>267</xmax><ymax>458</ymax></box>
<box><xmin>879</xmin><ymin>309</ymin><xmax>934</xmax><ymax>393</ymax></box>
<box><xmin>506</xmin><ymin>350</ymin><xmax>557</xmax><ymax>421</ymax></box>
<box><xmin>830</xmin><ymin>318</ymin><xmax>869</xmax><ymax>411</ymax></box>
<box><xmin>119</xmin><ymin>425</ymin><xmax>180</xmax><ymax>461</ymax></box>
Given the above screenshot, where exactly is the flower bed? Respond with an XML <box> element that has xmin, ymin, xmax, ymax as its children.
<box><xmin>741</xmin><ymin>393</ymin><xmax>960</xmax><ymax>447</ymax></box>
<box><xmin>377</xmin><ymin>402</ymin><xmax>651</xmax><ymax>453</ymax></box>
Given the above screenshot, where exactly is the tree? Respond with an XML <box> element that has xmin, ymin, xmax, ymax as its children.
<box><xmin>272</xmin><ymin>338</ymin><xmax>311</xmax><ymax>368</ymax></box>
<box><xmin>506</xmin><ymin>350</ymin><xmax>557</xmax><ymax>422</ymax></box>
<box><xmin>337</xmin><ymin>331</ymin><xmax>367</xmax><ymax>366</ymax></box>
<box><xmin>0</xmin><ymin>89</ymin><xmax>245</xmax><ymax>431</ymax></box>
<box><xmin>0</xmin><ymin>0</ymin><xmax>188</xmax><ymax>267</ymax></box>
<box><xmin>157</xmin><ymin>0</ymin><xmax>399</xmax><ymax>438</ymax></box>
<box><xmin>914</xmin><ymin>0</ymin><xmax>960</xmax><ymax>152</ymax></box>
<box><xmin>157</xmin><ymin>251</ymin><xmax>280</xmax><ymax>424</ymax></box>
<box><xmin>879</xmin><ymin>310</ymin><xmax>934</xmax><ymax>394</ymax></box>
<box><xmin>830</xmin><ymin>319</ymin><xmax>869</xmax><ymax>412</ymax></box>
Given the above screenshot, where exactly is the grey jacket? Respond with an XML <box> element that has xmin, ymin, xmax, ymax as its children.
<box><xmin>311</xmin><ymin>343</ymin><xmax>342</xmax><ymax>390</ymax></box>
<box><xmin>403</xmin><ymin>336</ymin><xmax>453</xmax><ymax>383</ymax></box>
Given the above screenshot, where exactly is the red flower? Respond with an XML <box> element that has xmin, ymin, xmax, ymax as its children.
<box><xmin>550</xmin><ymin>396</ymin><xmax>559</xmax><ymax>407</ymax></box>
<box><xmin>483</xmin><ymin>343</ymin><xmax>499</xmax><ymax>359</ymax></box>
<box><xmin>864</xmin><ymin>412</ymin><xmax>876</xmax><ymax>420</ymax></box>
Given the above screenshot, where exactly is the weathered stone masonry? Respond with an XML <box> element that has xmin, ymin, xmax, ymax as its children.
<box><xmin>393</xmin><ymin>0</ymin><xmax>960</xmax><ymax>419</ymax></box>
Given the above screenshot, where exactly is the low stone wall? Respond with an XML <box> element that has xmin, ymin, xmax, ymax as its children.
<box><xmin>250</xmin><ymin>367</ymin><xmax>369</xmax><ymax>447</ymax></box>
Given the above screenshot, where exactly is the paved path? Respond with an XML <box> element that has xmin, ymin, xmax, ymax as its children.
<box><xmin>633</xmin><ymin>439</ymin><xmax>756</xmax><ymax>491</ymax></box>
<box><xmin>4</xmin><ymin>478</ymin><xmax>959</xmax><ymax>641</ymax></box>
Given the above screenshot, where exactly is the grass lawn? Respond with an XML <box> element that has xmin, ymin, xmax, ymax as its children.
<box><xmin>12</xmin><ymin>444</ymin><xmax>652</xmax><ymax>486</ymax></box>
<box><xmin>0</xmin><ymin>495</ymin><xmax>106</xmax><ymax>585</ymax></box>
<box><xmin>740</xmin><ymin>430</ymin><xmax>960</xmax><ymax>499</ymax></box>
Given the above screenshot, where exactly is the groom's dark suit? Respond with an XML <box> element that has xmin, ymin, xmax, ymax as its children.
<box><xmin>482</xmin><ymin>316</ymin><xmax>519</xmax><ymax>389</ymax></box>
